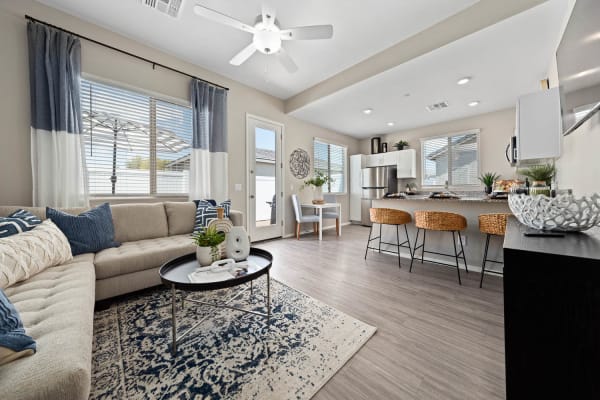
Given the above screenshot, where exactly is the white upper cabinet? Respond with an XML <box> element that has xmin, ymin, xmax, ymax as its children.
<box><xmin>364</xmin><ymin>150</ymin><xmax>416</xmax><ymax>178</ymax></box>
<box><xmin>395</xmin><ymin>149</ymin><xmax>417</xmax><ymax>178</ymax></box>
<box><xmin>365</xmin><ymin>153</ymin><xmax>385</xmax><ymax>167</ymax></box>
<box><xmin>516</xmin><ymin>87</ymin><xmax>561</xmax><ymax>161</ymax></box>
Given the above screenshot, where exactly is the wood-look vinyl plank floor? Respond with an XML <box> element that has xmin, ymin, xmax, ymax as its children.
<box><xmin>257</xmin><ymin>224</ymin><xmax>505</xmax><ymax>400</ymax></box>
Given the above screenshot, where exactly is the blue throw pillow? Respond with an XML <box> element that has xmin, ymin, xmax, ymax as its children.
<box><xmin>194</xmin><ymin>200</ymin><xmax>231</xmax><ymax>232</ymax></box>
<box><xmin>193</xmin><ymin>199</ymin><xmax>217</xmax><ymax>207</ymax></box>
<box><xmin>0</xmin><ymin>289</ymin><xmax>36</xmax><ymax>355</ymax></box>
<box><xmin>0</xmin><ymin>210</ymin><xmax>42</xmax><ymax>238</ymax></box>
<box><xmin>46</xmin><ymin>203</ymin><xmax>120</xmax><ymax>256</ymax></box>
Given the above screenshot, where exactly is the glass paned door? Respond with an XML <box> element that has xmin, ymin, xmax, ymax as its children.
<box><xmin>247</xmin><ymin>116</ymin><xmax>282</xmax><ymax>242</ymax></box>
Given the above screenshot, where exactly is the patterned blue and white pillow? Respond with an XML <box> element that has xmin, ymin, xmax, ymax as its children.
<box><xmin>0</xmin><ymin>210</ymin><xmax>42</xmax><ymax>238</ymax></box>
<box><xmin>194</xmin><ymin>200</ymin><xmax>232</xmax><ymax>232</ymax></box>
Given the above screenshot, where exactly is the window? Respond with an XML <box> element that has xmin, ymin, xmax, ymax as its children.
<box><xmin>313</xmin><ymin>139</ymin><xmax>347</xmax><ymax>193</ymax></box>
<box><xmin>421</xmin><ymin>130</ymin><xmax>480</xmax><ymax>187</ymax></box>
<box><xmin>80</xmin><ymin>80</ymin><xmax>192</xmax><ymax>195</ymax></box>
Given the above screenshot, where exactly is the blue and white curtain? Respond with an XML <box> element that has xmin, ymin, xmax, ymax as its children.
<box><xmin>27</xmin><ymin>22</ymin><xmax>88</xmax><ymax>208</ymax></box>
<box><xmin>189</xmin><ymin>80</ymin><xmax>228</xmax><ymax>203</ymax></box>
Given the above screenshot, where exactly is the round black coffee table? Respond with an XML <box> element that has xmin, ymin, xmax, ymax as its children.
<box><xmin>160</xmin><ymin>248</ymin><xmax>273</xmax><ymax>355</ymax></box>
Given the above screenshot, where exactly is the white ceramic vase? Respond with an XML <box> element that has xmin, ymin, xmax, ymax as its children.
<box><xmin>314</xmin><ymin>185</ymin><xmax>324</xmax><ymax>202</ymax></box>
<box><xmin>196</xmin><ymin>245</ymin><xmax>220</xmax><ymax>266</ymax></box>
<box><xmin>225</xmin><ymin>226</ymin><xmax>251</xmax><ymax>261</ymax></box>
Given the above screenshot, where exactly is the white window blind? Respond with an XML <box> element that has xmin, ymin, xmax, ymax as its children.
<box><xmin>421</xmin><ymin>130</ymin><xmax>479</xmax><ymax>187</ymax></box>
<box><xmin>80</xmin><ymin>80</ymin><xmax>192</xmax><ymax>195</ymax></box>
<box><xmin>313</xmin><ymin>139</ymin><xmax>347</xmax><ymax>193</ymax></box>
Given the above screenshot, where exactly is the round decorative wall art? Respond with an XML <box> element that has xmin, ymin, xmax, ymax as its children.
<box><xmin>289</xmin><ymin>148</ymin><xmax>310</xmax><ymax>179</ymax></box>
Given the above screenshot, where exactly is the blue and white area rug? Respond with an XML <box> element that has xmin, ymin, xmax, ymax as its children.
<box><xmin>90</xmin><ymin>279</ymin><xmax>376</xmax><ymax>400</ymax></box>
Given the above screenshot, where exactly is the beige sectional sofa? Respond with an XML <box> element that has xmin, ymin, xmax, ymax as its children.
<box><xmin>0</xmin><ymin>202</ymin><xmax>242</xmax><ymax>400</ymax></box>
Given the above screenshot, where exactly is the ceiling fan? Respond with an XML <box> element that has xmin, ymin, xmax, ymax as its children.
<box><xmin>192</xmin><ymin>3</ymin><xmax>333</xmax><ymax>73</ymax></box>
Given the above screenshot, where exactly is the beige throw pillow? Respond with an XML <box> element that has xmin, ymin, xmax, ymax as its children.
<box><xmin>0</xmin><ymin>219</ymin><xmax>73</xmax><ymax>289</ymax></box>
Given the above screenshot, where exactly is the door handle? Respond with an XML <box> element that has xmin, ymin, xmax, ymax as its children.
<box><xmin>250</xmin><ymin>195</ymin><xmax>255</xmax><ymax>199</ymax></box>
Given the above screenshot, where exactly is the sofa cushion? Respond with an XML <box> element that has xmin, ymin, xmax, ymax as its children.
<box><xmin>47</xmin><ymin>203</ymin><xmax>120</xmax><ymax>256</ymax></box>
<box><xmin>164</xmin><ymin>202</ymin><xmax>196</xmax><ymax>236</ymax></box>
<box><xmin>110</xmin><ymin>203</ymin><xmax>168</xmax><ymax>243</ymax></box>
<box><xmin>0</xmin><ymin>210</ymin><xmax>42</xmax><ymax>238</ymax></box>
<box><xmin>0</xmin><ymin>220</ymin><xmax>73</xmax><ymax>289</ymax></box>
<box><xmin>0</xmin><ymin>289</ymin><xmax>36</xmax><ymax>365</ymax></box>
<box><xmin>94</xmin><ymin>235</ymin><xmax>196</xmax><ymax>280</ymax></box>
<box><xmin>0</xmin><ymin>259</ymin><xmax>95</xmax><ymax>400</ymax></box>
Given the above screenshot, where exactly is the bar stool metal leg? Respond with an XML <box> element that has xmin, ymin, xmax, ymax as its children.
<box><xmin>458</xmin><ymin>231</ymin><xmax>468</xmax><ymax>274</ymax></box>
<box><xmin>421</xmin><ymin>229</ymin><xmax>426</xmax><ymax>263</ymax></box>
<box><xmin>404</xmin><ymin>224</ymin><xmax>413</xmax><ymax>259</ymax></box>
<box><xmin>480</xmin><ymin>233</ymin><xmax>491</xmax><ymax>288</ymax></box>
<box><xmin>410</xmin><ymin>228</ymin><xmax>420</xmax><ymax>272</ymax></box>
<box><xmin>364</xmin><ymin>225</ymin><xmax>373</xmax><ymax>259</ymax></box>
<box><xmin>451</xmin><ymin>231</ymin><xmax>462</xmax><ymax>285</ymax></box>
<box><xmin>396</xmin><ymin>224</ymin><xmax>401</xmax><ymax>268</ymax></box>
<box><xmin>378</xmin><ymin>223</ymin><xmax>382</xmax><ymax>253</ymax></box>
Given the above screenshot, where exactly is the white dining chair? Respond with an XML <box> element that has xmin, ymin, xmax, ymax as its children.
<box><xmin>291</xmin><ymin>194</ymin><xmax>320</xmax><ymax>240</ymax></box>
<box><xmin>322</xmin><ymin>193</ymin><xmax>340</xmax><ymax>235</ymax></box>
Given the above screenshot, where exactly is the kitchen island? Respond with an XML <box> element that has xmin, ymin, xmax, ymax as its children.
<box><xmin>371</xmin><ymin>196</ymin><xmax>510</xmax><ymax>274</ymax></box>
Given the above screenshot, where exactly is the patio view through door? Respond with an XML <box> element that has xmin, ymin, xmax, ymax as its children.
<box><xmin>246</xmin><ymin>115</ymin><xmax>283</xmax><ymax>242</ymax></box>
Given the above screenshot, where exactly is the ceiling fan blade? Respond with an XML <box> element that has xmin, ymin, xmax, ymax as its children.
<box><xmin>193</xmin><ymin>5</ymin><xmax>255</xmax><ymax>34</ymax></box>
<box><xmin>280</xmin><ymin>25</ymin><xmax>333</xmax><ymax>40</ymax></box>
<box><xmin>261</xmin><ymin>3</ymin><xmax>276</xmax><ymax>28</ymax></box>
<box><xmin>277</xmin><ymin>48</ymin><xmax>298</xmax><ymax>73</ymax></box>
<box><xmin>230</xmin><ymin>43</ymin><xmax>257</xmax><ymax>66</ymax></box>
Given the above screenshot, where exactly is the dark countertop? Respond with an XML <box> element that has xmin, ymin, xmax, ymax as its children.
<box><xmin>503</xmin><ymin>217</ymin><xmax>600</xmax><ymax>261</ymax></box>
<box><xmin>377</xmin><ymin>196</ymin><xmax>508</xmax><ymax>203</ymax></box>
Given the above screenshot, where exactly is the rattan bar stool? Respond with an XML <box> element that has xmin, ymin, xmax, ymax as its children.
<box><xmin>364</xmin><ymin>208</ymin><xmax>413</xmax><ymax>268</ymax></box>
<box><xmin>410</xmin><ymin>211</ymin><xmax>468</xmax><ymax>284</ymax></box>
<box><xmin>479</xmin><ymin>213</ymin><xmax>510</xmax><ymax>288</ymax></box>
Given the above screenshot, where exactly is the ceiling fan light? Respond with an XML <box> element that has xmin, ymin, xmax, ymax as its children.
<box><xmin>253</xmin><ymin>29</ymin><xmax>282</xmax><ymax>54</ymax></box>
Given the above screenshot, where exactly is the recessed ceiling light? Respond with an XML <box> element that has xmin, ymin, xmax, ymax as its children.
<box><xmin>363</xmin><ymin>108</ymin><xmax>373</xmax><ymax>115</ymax></box>
<box><xmin>468</xmin><ymin>100</ymin><xmax>480</xmax><ymax>107</ymax></box>
<box><xmin>387</xmin><ymin>122</ymin><xmax>395</xmax><ymax>127</ymax></box>
<box><xmin>457</xmin><ymin>77</ymin><xmax>471</xmax><ymax>85</ymax></box>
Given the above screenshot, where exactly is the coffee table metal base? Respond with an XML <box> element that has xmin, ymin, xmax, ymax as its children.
<box><xmin>170</xmin><ymin>272</ymin><xmax>271</xmax><ymax>355</ymax></box>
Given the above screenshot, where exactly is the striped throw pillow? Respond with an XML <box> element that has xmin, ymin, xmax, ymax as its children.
<box><xmin>0</xmin><ymin>210</ymin><xmax>42</xmax><ymax>238</ymax></box>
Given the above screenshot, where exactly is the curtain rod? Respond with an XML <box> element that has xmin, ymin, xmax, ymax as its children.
<box><xmin>25</xmin><ymin>15</ymin><xmax>229</xmax><ymax>91</ymax></box>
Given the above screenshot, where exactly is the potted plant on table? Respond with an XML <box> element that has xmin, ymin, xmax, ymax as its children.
<box><xmin>517</xmin><ymin>163</ymin><xmax>556</xmax><ymax>196</ymax></box>
<box><xmin>478</xmin><ymin>172</ymin><xmax>501</xmax><ymax>194</ymax></box>
<box><xmin>193</xmin><ymin>225</ymin><xmax>225</xmax><ymax>266</ymax></box>
<box><xmin>393</xmin><ymin>140</ymin><xmax>409</xmax><ymax>151</ymax></box>
<box><xmin>304</xmin><ymin>171</ymin><xmax>331</xmax><ymax>204</ymax></box>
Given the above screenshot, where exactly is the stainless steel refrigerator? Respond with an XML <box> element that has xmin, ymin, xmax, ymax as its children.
<box><xmin>360</xmin><ymin>166</ymin><xmax>389</xmax><ymax>226</ymax></box>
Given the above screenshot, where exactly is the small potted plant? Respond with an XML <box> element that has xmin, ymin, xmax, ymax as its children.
<box><xmin>478</xmin><ymin>172</ymin><xmax>501</xmax><ymax>194</ymax></box>
<box><xmin>304</xmin><ymin>171</ymin><xmax>331</xmax><ymax>204</ymax></box>
<box><xmin>393</xmin><ymin>140</ymin><xmax>409</xmax><ymax>151</ymax></box>
<box><xmin>193</xmin><ymin>225</ymin><xmax>225</xmax><ymax>266</ymax></box>
<box><xmin>517</xmin><ymin>163</ymin><xmax>556</xmax><ymax>196</ymax></box>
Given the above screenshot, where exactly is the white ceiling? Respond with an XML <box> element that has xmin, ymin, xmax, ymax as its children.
<box><xmin>291</xmin><ymin>0</ymin><xmax>571</xmax><ymax>138</ymax></box>
<box><xmin>35</xmin><ymin>0</ymin><xmax>478</xmax><ymax>100</ymax></box>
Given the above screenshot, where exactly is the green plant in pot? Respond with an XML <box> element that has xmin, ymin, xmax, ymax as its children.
<box><xmin>193</xmin><ymin>225</ymin><xmax>225</xmax><ymax>266</ymax></box>
<box><xmin>393</xmin><ymin>140</ymin><xmax>409</xmax><ymax>151</ymax></box>
<box><xmin>517</xmin><ymin>163</ymin><xmax>556</xmax><ymax>196</ymax></box>
<box><xmin>304</xmin><ymin>171</ymin><xmax>331</xmax><ymax>204</ymax></box>
<box><xmin>478</xmin><ymin>172</ymin><xmax>500</xmax><ymax>194</ymax></box>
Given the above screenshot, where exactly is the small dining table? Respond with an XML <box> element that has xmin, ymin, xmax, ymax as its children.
<box><xmin>300</xmin><ymin>202</ymin><xmax>342</xmax><ymax>240</ymax></box>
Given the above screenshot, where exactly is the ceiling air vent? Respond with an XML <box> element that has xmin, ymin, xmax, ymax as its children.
<box><xmin>139</xmin><ymin>0</ymin><xmax>183</xmax><ymax>18</ymax></box>
<box><xmin>426</xmin><ymin>101</ymin><xmax>449</xmax><ymax>112</ymax></box>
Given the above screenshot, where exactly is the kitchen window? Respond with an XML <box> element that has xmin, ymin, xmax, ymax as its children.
<box><xmin>421</xmin><ymin>129</ymin><xmax>480</xmax><ymax>188</ymax></box>
<box><xmin>80</xmin><ymin>79</ymin><xmax>192</xmax><ymax>196</ymax></box>
<box><xmin>313</xmin><ymin>138</ymin><xmax>347</xmax><ymax>193</ymax></box>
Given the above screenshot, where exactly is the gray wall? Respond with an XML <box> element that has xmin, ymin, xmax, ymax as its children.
<box><xmin>0</xmin><ymin>1</ymin><xmax>360</xmax><ymax>237</ymax></box>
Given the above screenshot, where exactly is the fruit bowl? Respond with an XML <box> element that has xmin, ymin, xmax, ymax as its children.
<box><xmin>508</xmin><ymin>193</ymin><xmax>600</xmax><ymax>232</ymax></box>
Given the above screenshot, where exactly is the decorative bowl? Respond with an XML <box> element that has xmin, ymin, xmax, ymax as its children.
<box><xmin>508</xmin><ymin>193</ymin><xmax>600</xmax><ymax>232</ymax></box>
